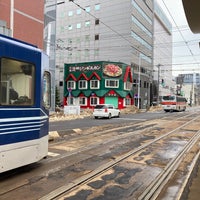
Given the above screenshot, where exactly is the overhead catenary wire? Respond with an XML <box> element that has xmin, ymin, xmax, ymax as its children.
<box><xmin>67</xmin><ymin>0</ymin><xmax>152</xmax><ymax>55</ymax></box>
<box><xmin>58</xmin><ymin>0</ymin><xmax>200</xmax><ymax>72</ymax></box>
<box><xmin>161</xmin><ymin>0</ymin><xmax>200</xmax><ymax>68</ymax></box>
<box><xmin>58</xmin><ymin>2</ymin><xmax>200</xmax><ymax>50</ymax></box>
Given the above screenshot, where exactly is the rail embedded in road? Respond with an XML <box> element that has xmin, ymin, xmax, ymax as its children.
<box><xmin>1</xmin><ymin>111</ymin><xmax>200</xmax><ymax>200</ymax></box>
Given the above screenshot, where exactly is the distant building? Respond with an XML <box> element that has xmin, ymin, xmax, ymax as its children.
<box><xmin>153</xmin><ymin>0</ymin><xmax>175</xmax><ymax>101</ymax></box>
<box><xmin>176</xmin><ymin>73</ymin><xmax>200</xmax><ymax>106</ymax></box>
<box><xmin>64</xmin><ymin>61</ymin><xmax>134</xmax><ymax>109</ymax></box>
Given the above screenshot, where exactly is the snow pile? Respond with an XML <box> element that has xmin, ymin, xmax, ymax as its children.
<box><xmin>50</xmin><ymin>108</ymin><xmax>93</xmax><ymax>121</ymax></box>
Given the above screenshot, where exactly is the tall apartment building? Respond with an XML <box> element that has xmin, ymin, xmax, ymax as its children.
<box><xmin>153</xmin><ymin>1</ymin><xmax>174</xmax><ymax>101</ymax></box>
<box><xmin>56</xmin><ymin>0</ymin><xmax>172</xmax><ymax>108</ymax></box>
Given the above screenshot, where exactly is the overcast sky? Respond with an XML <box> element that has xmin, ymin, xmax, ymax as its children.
<box><xmin>157</xmin><ymin>0</ymin><xmax>200</xmax><ymax>76</ymax></box>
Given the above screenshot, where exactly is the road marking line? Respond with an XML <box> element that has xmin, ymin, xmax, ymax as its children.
<box><xmin>118</xmin><ymin>118</ymin><xmax>147</xmax><ymax>121</ymax></box>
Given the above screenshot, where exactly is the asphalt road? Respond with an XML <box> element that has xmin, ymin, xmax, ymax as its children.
<box><xmin>49</xmin><ymin>109</ymin><xmax>191</xmax><ymax>132</ymax></box>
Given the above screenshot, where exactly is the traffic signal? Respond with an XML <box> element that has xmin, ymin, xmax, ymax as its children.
<box><xmin>161</xmin><ymin>79</ymin><xmax>165</xmax><ymax>87</ymax></box>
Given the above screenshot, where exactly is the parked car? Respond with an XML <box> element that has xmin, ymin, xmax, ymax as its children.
<box><xmin>93</xmin><ymin>104</ymin><xmax>120</xmax><ymax>119</ymax></box>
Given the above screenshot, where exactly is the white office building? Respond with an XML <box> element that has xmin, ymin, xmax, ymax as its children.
<box><xmin>56</xmin><ymin>0</ymin><xmax>172</xmax><ymax>107</ymax></box>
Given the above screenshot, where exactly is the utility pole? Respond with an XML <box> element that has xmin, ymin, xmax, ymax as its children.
<box><xmin>137</xmin><ymin>54</ymin><xmax>141</xmax><ymax>109</ymax></box>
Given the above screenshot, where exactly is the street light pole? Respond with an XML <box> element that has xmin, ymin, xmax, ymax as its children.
<box><xmin>157</xmin><ymin>64</ymin><xmax>161</xmax><ymax>105</ymax></box>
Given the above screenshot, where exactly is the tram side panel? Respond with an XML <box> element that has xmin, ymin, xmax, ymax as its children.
<box><xmin>0</xmin><ymin>35</ymin><xmax>50</xmax><ymax>173</ymax></box>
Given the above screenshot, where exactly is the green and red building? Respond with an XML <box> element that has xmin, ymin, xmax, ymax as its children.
<box><xmin>63</xmin><ymin>61</ymin><xmax>134</xmax><ymax>109</ymax></box>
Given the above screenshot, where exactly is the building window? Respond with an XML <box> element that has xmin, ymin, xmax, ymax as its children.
<box><xmin>144</xmin><ymin>81</ymin><xmax>147</xmax><ymax>88</ymax></box>
<box><xmin>85</xmin><ymin>6</ymin><xmax>90</xmax><ymax>12</ymax></box>
<box><xmin>131</xmin><ymin>15</ymin><xmax>152</xmax><ymax>38</ymax></box>
<box><xmin>59</xmin><ymin>81</ymin><xmax>63</xmax><ymax>87</ymax></box>
<box><xmin>67</xmin><ymin>97</ymin><xmax>74</xmax><ymax>105</ymax></box>
<box><xmin>90</xmin><ymin>80</ymin><xmax>100</xmax><ymax>89</ymax></box>
<box><xmin>79</xmin><ymin>97</ymin><xmax>87</xmax><ymax>105</ymax></box>
<box><xmin>68</xmin><ymin>25</ymin><xmax>73</xmax><ymax>30</ymax></box>
<box><xmin>133</xmin><ymin>79</ymin><xmax>137</xmax><ymax>87</ymax></box>
<box><xmin>85</xmin><ymin>35</ymin><xmax>90</xmax><ymax>42</ymax></box>
<box><xmin>77</xmin><ymin>8</ymin><xmax>81</xmax><ymax>15</ymax></box>
<box><xmin>124</xmin><ymin>98</ymin><xmax>131</xmax><ymax>106</ymax></box>
<box><xmin>105</xmin><ymin>79</ymin><xmax>119</xmax><ymax>88</ymax></box>
<box><xmin>90</xmin><ymin>97</ymin><xmax>99</xmax><ymax>106</ymax></box>
<box><xmin>95</xmin><ymin>4</ymin><xmax>100</xmax><ymax>11</ymax></box>
<box><xmin>131</xmin><ymin>31</ymin><xmax>152</xmax><ymax>51</ymax></box>
<box><xmin>95</xmin><ymin>19</ymin><xmax>100</xmax><ymax>25</ymax></box>
<box><xmin>67</xmin><ymin>81</ymin><xmax>76</xmax><ymax>89</ymax></box>
<box><xmin>68</xmin><ymin>11</ymin><xmax>73</xmax><ymax>16</ymax></box>
<box><xmin>85</xmin><ymin>20</ymin><xmax>91</xmax><ymax>27</ymax></box>
<box><xmin>95</xmin><ymin>34</ymin><xmax>99</xmax><ymax>40</ymax></box>
<box><xmin>79</xmin><ymin>80</ymin><xmax>87</xmax><ymax>89</ymax></box>
<box><xmin>77</xmin><ymin>23</ymin><xmax>81</xmax><ymax>29</ymax></box>
<box><xmin>124</xmin><ymin>81</ymin><xmax>132</xmax><ymax>90</ymax></box>
<box><xmin>131</xmin><ymin>0</ymin><xmax>152</xmax><ymax>25</ymax></box>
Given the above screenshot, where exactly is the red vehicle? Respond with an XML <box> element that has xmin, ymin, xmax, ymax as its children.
<box><xmin>161</xmin><ymin>95</ymin><xmax>187</xmax><ymax>112</ymax></box>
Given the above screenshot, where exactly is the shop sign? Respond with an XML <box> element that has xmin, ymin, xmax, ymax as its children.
<box><xmin>69</xmin><ymin>65</ymin><xmax>101</xmax><ymax>72</ymax></box>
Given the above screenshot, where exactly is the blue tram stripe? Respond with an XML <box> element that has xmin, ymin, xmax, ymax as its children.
<box><xmin>0</xmin><ymin>108</ymin><xmax>49</xmax><ymax>145</ymax></box>
<box><xmin>0</xmin><ymin>129</ymin><xmax>42</xmax><ymax>145</ymax></box>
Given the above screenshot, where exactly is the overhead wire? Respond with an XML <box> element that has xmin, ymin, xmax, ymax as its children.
<box><xmin>161</xmin><ymin>0</ymin><xmax>200</xmax><ymax>69</ymax></box>
<box><xmin>67</xmin><ymin>0</ymin><xmax>153</xmax><ymax>55</ymax></box>
<box><xmin>58</xmin><ymin>0</ymin><xmax>200</xmax><ymax>71</ymax></box>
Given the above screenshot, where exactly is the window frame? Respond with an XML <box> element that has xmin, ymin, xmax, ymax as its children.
<box><xmin>90</xmin><ymin>80</ymin><xmax>100</xmax><ymax>89</ymax></box>
<box><xmin>95</xmin><ymin>4</ymin><xmax>100</xmax><ymax>11</ymax></box>
<box><xmin>124</xmin><ymin>81</ymin><xmax>132</xmax><ymax>90</ymax></box>
<box><xmin>78</xmin><ymin>80</ymin><xmax>88</xmax><ymax>89</ymax></box>
<box><xmin>79</xmin><ymin>97</ymin><xmax>87</xmax><ymax>106</ymax></box>
<box><xmin>85</xmin><ymin>6</ymin><xmax>91</xmax><ymax>12</ymax></box>
<box><xmin>90</xmin><ymin>96</ymin><xmax>99</xmax><ymax>106</ymax></box>
<box><xmin>67</xmin><ymin>97</ymin><xmax>75</xmax><ymax>105</ymax></box>
<box><xmin>67</xmin><ymin>80</ymin><xmax>76</xmax><ymax>90</ymax></box>
<box><xmin>124</xmin><ymin>98</ymin><xmax>131</xmax><ymax>106</ymax></box>
<box><xmin>105</xmin><ymin>79</ymin><xmax>119</xmax><ymax>88</ymax></box>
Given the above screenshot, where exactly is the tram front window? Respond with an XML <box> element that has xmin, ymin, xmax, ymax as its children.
<box><xmin>0</xmin><ymin>58</ymin><xmax>35</xmax><ymax>106</ymax></box>
<box><xmin>162</xmin><ymin>96</ymin><xmax>175</xmax><ymax>101</ymax></box>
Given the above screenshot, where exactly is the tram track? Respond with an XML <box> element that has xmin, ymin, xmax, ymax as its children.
<box><xmin>1</xmin><ymin>111</ymin><xmax>200</xmax><ymax>200</ymax></box>
<box><xmin>39</xmin><ymin>114</ymin><xmax>200</xmax><ymax>200</ymax></box>
<box><xmin>46</xmin><ymin>112</ymin><xmax>196</xmax><ymax>164</ymax></box>
<box><xmin>49</xmin><ymin>111</ymin><xmax>196</xmax><ymax>148</ymax></box>
<box><xmin>138</xmin><ymin>130</ymin><xmax>200</xmax><ymax>200</ymax></box>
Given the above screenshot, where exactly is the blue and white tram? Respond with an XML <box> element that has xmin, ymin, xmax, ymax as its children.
<box><xmin>0</xmin><ymin>34</ymin><xmax>51</xmax><ymax>173</ymax></box>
